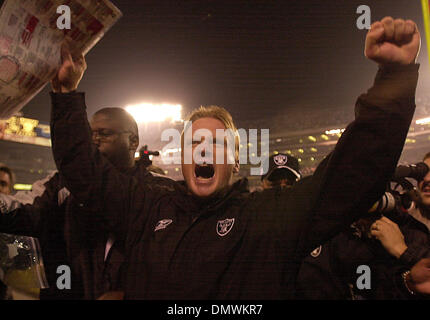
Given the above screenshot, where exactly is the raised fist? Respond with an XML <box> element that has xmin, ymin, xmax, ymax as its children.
<box><xmin>51</xmin><ymin>42</ymin><xmax>87</xmax><ymax>93</ymax></box>
<box><xmin>365</xmin><ymin>17</ymin><xmax>420</xmax><ymax>66</ymax></box>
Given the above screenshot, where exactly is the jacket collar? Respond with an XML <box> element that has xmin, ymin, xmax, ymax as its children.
<box><xmin>173</xmin><ymin>178</ymin><xmax>250</xmax><ymax>216</ymax></box>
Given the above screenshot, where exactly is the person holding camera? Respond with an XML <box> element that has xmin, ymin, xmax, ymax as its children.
<box><xmin>295</xmin><ymin>154</ymin><xmax>430</xmax><ymax>299</ymax></box>
<box><xmin>371</xmin><ymin>152</ymin><xmax>430</xmax><ymax>299</ymax></box>
<box><xmin>406</xmin><ymin>152</ymin><xmax>430</xmax><ymax>231</ymax></box>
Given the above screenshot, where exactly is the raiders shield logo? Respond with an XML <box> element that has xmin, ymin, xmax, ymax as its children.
<box><xmin>216</xmin><ymin>218</ymin><xmax>235</xmax><ymax>237</ymax></box>
<box><xmin>154</xmin><ymin>219</ymin><xmax>173</xmax><ymax>232</ymax></box>
<box><xmin>310</xmin><ymin>245</ymin><xmax>322</xmax><ymax>258</ymax></box>
<box><xmin>274</xmin><ymin>154</ymin><xmax>288</xmax><ymax>166</ymax></box>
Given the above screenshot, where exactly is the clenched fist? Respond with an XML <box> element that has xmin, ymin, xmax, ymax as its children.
<box><xmin>51</xmin><ymin>42</ymin><xmax>87</xmax><ymax>93</ymax></box>
<box><xmin>365</xmin><ymin>17</ymin><xmax>420</xmax><ymax>66</ymax></box>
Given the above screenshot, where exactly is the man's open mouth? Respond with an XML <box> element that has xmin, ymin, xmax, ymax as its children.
<box><xmin>195</xmin><ymin>164</ymin><xmax>215</xmax><ymax>179</ymax></box>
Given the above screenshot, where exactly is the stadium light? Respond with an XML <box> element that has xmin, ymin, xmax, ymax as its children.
<box><xmin>416</xmin><ymin>117</ymin><xmax>430</xmax><ymax>125</ymax></box>
<box><xmin>320</xmin><ymin>134</ymin><xmax>329</xmax><ymax>141</ymax></box>
<box><xmin>162</xmin><ymin>148</ymin><xmax>181</xmax><ymax>155</ymax></box>
<box><xmin>14</xmin><ymin>184</ymin><xmax>32</xmax><ymax>191</ymax></box>
<box><xmin>125</xmin><ymin>103</ymin><xmax>182</xmax><ymax>123</ymax></box>
<box><xmin>325</xmin><ymin>128</ymin><xmax>345</xmax><ymax>135</ymax></box>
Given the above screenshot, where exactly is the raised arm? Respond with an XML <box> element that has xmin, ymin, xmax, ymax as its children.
<box><xmin>49</xmin><ymin>45</ymin><xmax>132</xmax><ymax>232</ymax></box>
<box><xmin>291</xmin><ymin>17</ymin><xmax>421</xmax><ymax>255</ymax></box>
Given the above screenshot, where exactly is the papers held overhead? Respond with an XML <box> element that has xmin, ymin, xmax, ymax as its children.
<box><xmin>0</xmin><ymin>0</ymin><xmax>122</xmax><ymax>119</ymax></box>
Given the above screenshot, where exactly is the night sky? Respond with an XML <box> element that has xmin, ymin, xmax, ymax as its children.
<box><xmin>12</xmin><ymin>0</ymin><xmax>430</xmax><ymax>124</ymax></box>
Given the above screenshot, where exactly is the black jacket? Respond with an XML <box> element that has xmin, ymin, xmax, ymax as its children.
<box><xmin>0</xmin><ymin>164</ymin><xmax>156</xmax><ymax>299</ymax></box>
<box><xmin>50</xmin><ymin>64</ymin><xmax>418</xmax><ymax>299</ymax></box>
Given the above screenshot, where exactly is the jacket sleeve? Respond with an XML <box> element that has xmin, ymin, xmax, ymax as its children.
<box><xmin>0</xmin><ymin>173</ymin><xmax>60</xmax><ymax>237</ymax></box>
<box><xmin>50</xmin><ymin>92</ymin><xmax>134</xmax><ymax>233</ymax></box>
<box><xmin>399</xmin><ymin>222</ymin><xmax>430</xmax><ymax>268</ymax></box>
<box><xmin>290</xmin><ymin>64</ymin><xmax>419</xmax><ymax>257</ymax></box>
<box><xmin>399</xmin><ymin>245</ymin><xmax>430</xmax><ymax>268</ymax></box>
<box><xmin>372</xmin><ymin>264</ymin><xmax>428</xmax><ymax>300</ymax></box>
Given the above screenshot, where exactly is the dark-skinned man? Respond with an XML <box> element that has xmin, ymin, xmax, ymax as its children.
<box><xmin>0</xmin><ymin>106</ymin><xmax>162</xmax><ymax>299</ymax></box>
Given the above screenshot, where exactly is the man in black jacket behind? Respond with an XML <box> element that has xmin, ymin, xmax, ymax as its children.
<box><xmin>0</xmin><ymin>107</ymin><xmax>153</xmax><ymax>299</ymax></box>
<box><xmin>49</xmin><ymin>17</ymin><xmax>420</xmax><ymax>299</ymax></box>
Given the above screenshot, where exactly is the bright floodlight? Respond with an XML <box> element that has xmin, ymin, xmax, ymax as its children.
<box><xmin>325</xmin><ymin>128</ymin><xmax>345</xmax><ymax>135</ymax></box>
<box><xmin>416</xmin><ymin>117</ymin><xmax>430</xmax><ymax>125</ymax></box>
<box><xmin>125</xmin><ymin>103</ymin><xmax>182</xmax><ymax>123</ymax></box>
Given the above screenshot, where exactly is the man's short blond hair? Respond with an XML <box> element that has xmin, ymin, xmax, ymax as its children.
<box><xmin>182</xmin><ymin>106</ymin><xmax>240</xmax><ymax>162</ymax></box>
<box><xmin>186</xmin><ymin>106</ymin><xmax>237</xmax><ymax>132</ymax></box>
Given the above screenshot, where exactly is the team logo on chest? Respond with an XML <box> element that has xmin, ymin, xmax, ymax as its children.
<box><xmin>216</xmin><ymin>218</ymin><xmax>235</xmax><ymax>237</ymax></box>
<box><xmin>154</xmin><ymin>219</ymin><xmax>173</xmax><ymax>232</ymax></box>
<box><xmin>310</xmin><ymin>245</ymin><xmax>322</xmax><ymax>258</ymax></box>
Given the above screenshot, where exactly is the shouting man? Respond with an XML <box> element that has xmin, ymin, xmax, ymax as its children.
<box><xmin>48</xmin><ymin>17</ymin><xmax>420</xmax><ymax>299</ymax></box>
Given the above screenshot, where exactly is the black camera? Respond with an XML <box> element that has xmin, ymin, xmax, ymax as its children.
<box><xmin>138</xmin><ymin>145</ymin><xmax>160</xmax><ymax>167</ymax></box>
<box><xmin>369</xmin><ymin>162</ymin><xmax>429</xmax><ymax>218</ymax></box>
<box><xmin>351</xmin><ymin>162</ymin><xmax>428</xmax><ymax>241</ymax></box>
